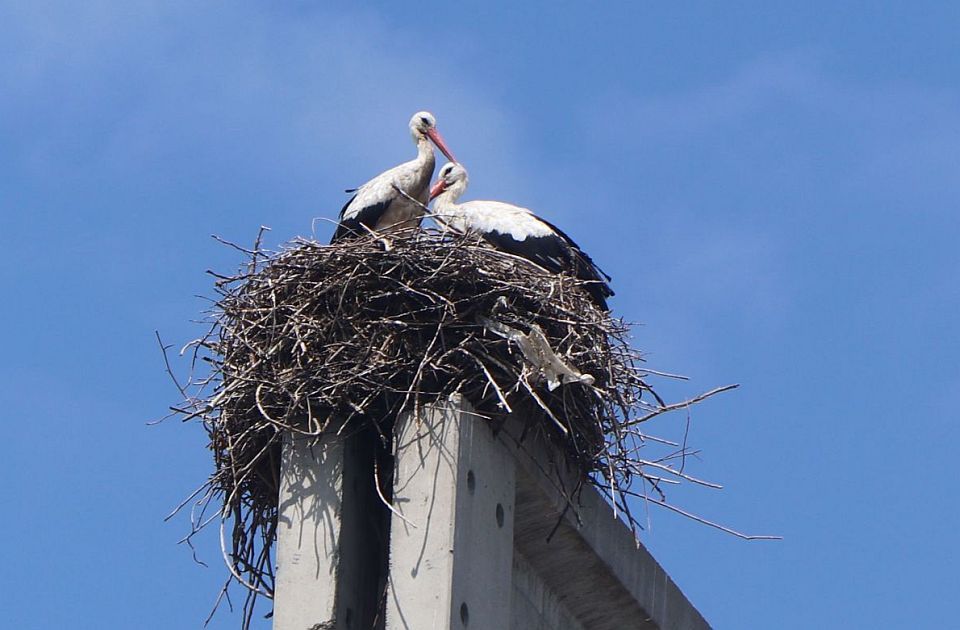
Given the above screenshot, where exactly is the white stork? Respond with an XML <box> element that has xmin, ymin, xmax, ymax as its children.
<box><xmin>331</xmin><ymin>111</ymin><xmax>457</xmax><ymax>243</ymax></box>
<box><xmin>429</xmin><ymin>163</ymin><xmax>614</xmax><ymax>310</ymax></box>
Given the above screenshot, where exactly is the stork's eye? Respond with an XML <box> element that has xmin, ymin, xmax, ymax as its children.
<box><xmin>420</xmin><ymin>116</ymin><xmax>430</xmax><ymax>125</ymax></box>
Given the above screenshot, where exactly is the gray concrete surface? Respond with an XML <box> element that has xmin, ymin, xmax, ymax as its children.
<box><xmin>502</xmin><ymin>420</ymin><xmax>711</xmax><ymax>630</ymax></box>
<box><xmin>273</xmin><ymin>432</ymin><xmax>343</xmax><ymax>629</ymax></box>
<box><xmin>385</xmin><ymin>403</ymin><xmax>516</xmax><ymax>630</ymax></box>
<box><xmin>274</xmin><ymin>428</ymin><xmax>388</xmax><ymax>630</ymax></box>
<box><xmin>273</xmin><ymin>400</ymin><xmax>710</xmax><ymax>630</ymax></box>
<box><xmin>511</xmin><ymin>551</ymin><xmax>586</xmax><ymax>630</ymax></box>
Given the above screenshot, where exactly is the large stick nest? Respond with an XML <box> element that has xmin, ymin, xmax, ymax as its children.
<box><xmin>168</xmin><ymin>227</ymin><xmax>734</xmax><ymax>626</ymax></box>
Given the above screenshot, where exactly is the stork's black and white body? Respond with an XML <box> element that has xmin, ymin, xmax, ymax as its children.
<box><xmin>430</xmin><ymin>163</ymin><xmax>614</xmax><ymax>310</ymax></box>
<box><xmin>331</xmin><ymin>112</ymin><xmax>457</xmax><ymax>243</ymax></box>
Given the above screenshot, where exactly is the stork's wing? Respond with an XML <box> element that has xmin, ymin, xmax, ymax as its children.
<box><xmin>331</xmin><ymin>193</ymin><xmax>392</xmax><ymax>243</ymax></box>
<box><xmin>337</xmin><ymin>192</ymin><xmax>358</xmax><ymax>220</ymax></box>
<box><xmin>481</xmin><ymin>229</ymin><xmax>567</xmax><ymax>273</ymax></box>
<box><xmin>482</xmin><ymin>227</ymin><xmax>614</xmax><ymax>311</ymax></box>
<box><xmin>527</xmin><ymin>216</ymin><xmax>614</xmax><ymax>308</ymax></box>
<box><xmin>535</xmin><ymin>216</ymin><xmax>614</xmax><ymax>282</ymax></box>
<box><xmin>453</xmin><ymin>200</ymin><xmax>614</xmax><ymax>309</ymax></box>
<box><xmin>332</xmin><ymin>162</ymin><xmax>423</xmax><ymax>243</ymax></box>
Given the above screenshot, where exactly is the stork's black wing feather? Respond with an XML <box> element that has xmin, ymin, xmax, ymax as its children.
<box><xmin>330</xmin><ymin>196</ymin><xmax>392</xmax><ymax>243</ymax></box>
<box><xmin>337</xmin><ymin>193</ymin><xmax>358</xmax><ymax>220</ymax></box>
<box><xmin>482</xmin><ymin>230</ymin><xmax>567</xmax><ymax>273</ymax></box>
<box><xmin>529</xmin><ymin>217</ymin><xmax>615</xmax><ymax>309</ymax></box>
<box><xmin>534</xmin><ymin>216</ymin><xmax>613</xmax><ymax>281</ymax></box>
<box><xmin>482</xmin><ymin>226</ymin><xmax>614</xmax><ymax>311</ymax></box>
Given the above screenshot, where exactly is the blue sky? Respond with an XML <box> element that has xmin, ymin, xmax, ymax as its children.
<box><xmin>2</xmin><ymin>2</ymin><xmax>958</xmax><ymax>628</ymax></box>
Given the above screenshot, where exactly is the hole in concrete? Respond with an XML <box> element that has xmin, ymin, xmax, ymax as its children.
<box><xmin>460</xmin><ymin>602</ymin><xmax>469</xmax><ymax>626</ymax></box>
<box><xmin>495</xmin><ymin>503</ymin><xmax>504</xmax><ymax>528</ymax></box>
<box><xmin>466</xmin><ymin>470</ymin><xmax>475</xmax><ymax>494</ymax></box>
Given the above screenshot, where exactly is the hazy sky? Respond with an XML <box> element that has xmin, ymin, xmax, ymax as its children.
<box><xmin>3</xmin><ymin>2</ymin><xmax>959</xmax><ymax>628</ymax></box>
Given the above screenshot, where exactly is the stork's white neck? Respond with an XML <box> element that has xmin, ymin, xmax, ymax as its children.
<box><xmin>415</xmin><ymin>134</ymin><xmax>434</xmax><ymax>162</ymax></box>
<box><xmin>432</xmin><ymin>179</ymin><xmax>468</xmax><ymax>211</ymax></box>
<box><xmin>430</xmin><ymin>180</ymin><xmax>472</xmax><ymax>233</ymax></box>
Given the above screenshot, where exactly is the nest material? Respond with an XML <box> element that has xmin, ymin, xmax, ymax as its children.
<box><xmin>169</xmin><ymin>228</ymin><xmax>732</xmax><ymax>626</ymax></box>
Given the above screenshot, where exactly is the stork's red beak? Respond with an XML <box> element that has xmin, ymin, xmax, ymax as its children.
<box><xmin>429</xmin><ymin>178</ymin><xmax>448</xmax><ymax>200</ymax></box>
<box><xmin>425</xmin><ymin>127</ymin><xmax>457</xmax><ymax>163</ymax></box>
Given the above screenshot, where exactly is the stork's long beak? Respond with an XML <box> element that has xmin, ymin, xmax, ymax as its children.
<box><xmin>429</xmin><ymin>179</ymin><xmax>448</xmax><ymax>200</ymax></box>
<box><xmin>425</xmin><ymin>128</ymin><xmax>457</xmax><ymax>163</ymax></box>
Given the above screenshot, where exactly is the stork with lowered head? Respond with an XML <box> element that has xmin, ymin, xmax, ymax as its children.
<box><xmin>331</xmin><ymin>111</ymin><xmax>457</xmax><ymax>243</ymax></box>
<box><xmin>429</xmin><ymin>162</ymin><xmax>614</xmax><ymax>310</ymax></box>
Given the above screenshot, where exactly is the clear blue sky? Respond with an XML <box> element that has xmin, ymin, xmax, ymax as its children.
<box><xmin>2</xmin><ymin>2</ymin><xmax>958</xmax><ymax>628</ymax></box>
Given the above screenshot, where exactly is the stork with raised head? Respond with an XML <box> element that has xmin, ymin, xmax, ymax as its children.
<box><xmin>429</xmin><ymin>163</ymin><xmax>614</xmax><ymax>310</ymax></box>
<box><xmin>330</xmin><ymin>111</ymin><xmax>457</xmax><ymax>243</ymax></box>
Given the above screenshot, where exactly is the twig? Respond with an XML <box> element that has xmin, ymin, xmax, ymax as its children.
<box><xmin>374</xmin><ymin>456</ymin><xmax>418</xmax><ymax>529</ymax></box>
<box><xmin>632</xmin><ymin>384</ymin><xmax>740</xmax><ymax>424</ymax></box>
<box><xmin>640</xmin><ymin>495</ymin><xmax>782</xmax><ymax>541</ymax></box>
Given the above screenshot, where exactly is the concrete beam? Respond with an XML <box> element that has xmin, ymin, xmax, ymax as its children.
<box><xmin>502</xmin><ymin>421</ymin><xmax>711</xmax><ymax>630</ymax></box>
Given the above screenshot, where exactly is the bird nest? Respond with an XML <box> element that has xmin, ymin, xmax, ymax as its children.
<box><xmin>165</xmin><ymin>227</ymin><xmax>735</xmax><ymax>626</ymax></box>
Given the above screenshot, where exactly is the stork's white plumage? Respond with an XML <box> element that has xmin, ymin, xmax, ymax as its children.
<box><xmin>331</xmin><ymin>112</ymin><xmax>457</xmax><ymax>243</ymax></box>
<box><xmin>430</xmin><ymin>163</ymin><xmax>614</xmax><ymax>310</ymax></box>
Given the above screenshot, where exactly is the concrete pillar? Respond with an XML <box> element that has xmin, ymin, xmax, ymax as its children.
<box><xmin>273</xmin><ymin>433</ymin><xmax>343</xmax><ymax>629</ymax></box>
<box><xmin>273</xmin><ymin>427</ymin><xmax>388</xmax><ymax>630</ymax></box>
<box><xmin>385</xmin><ymin>402</ymin><xmax>516</xmax><ymax>630</ymax></box>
